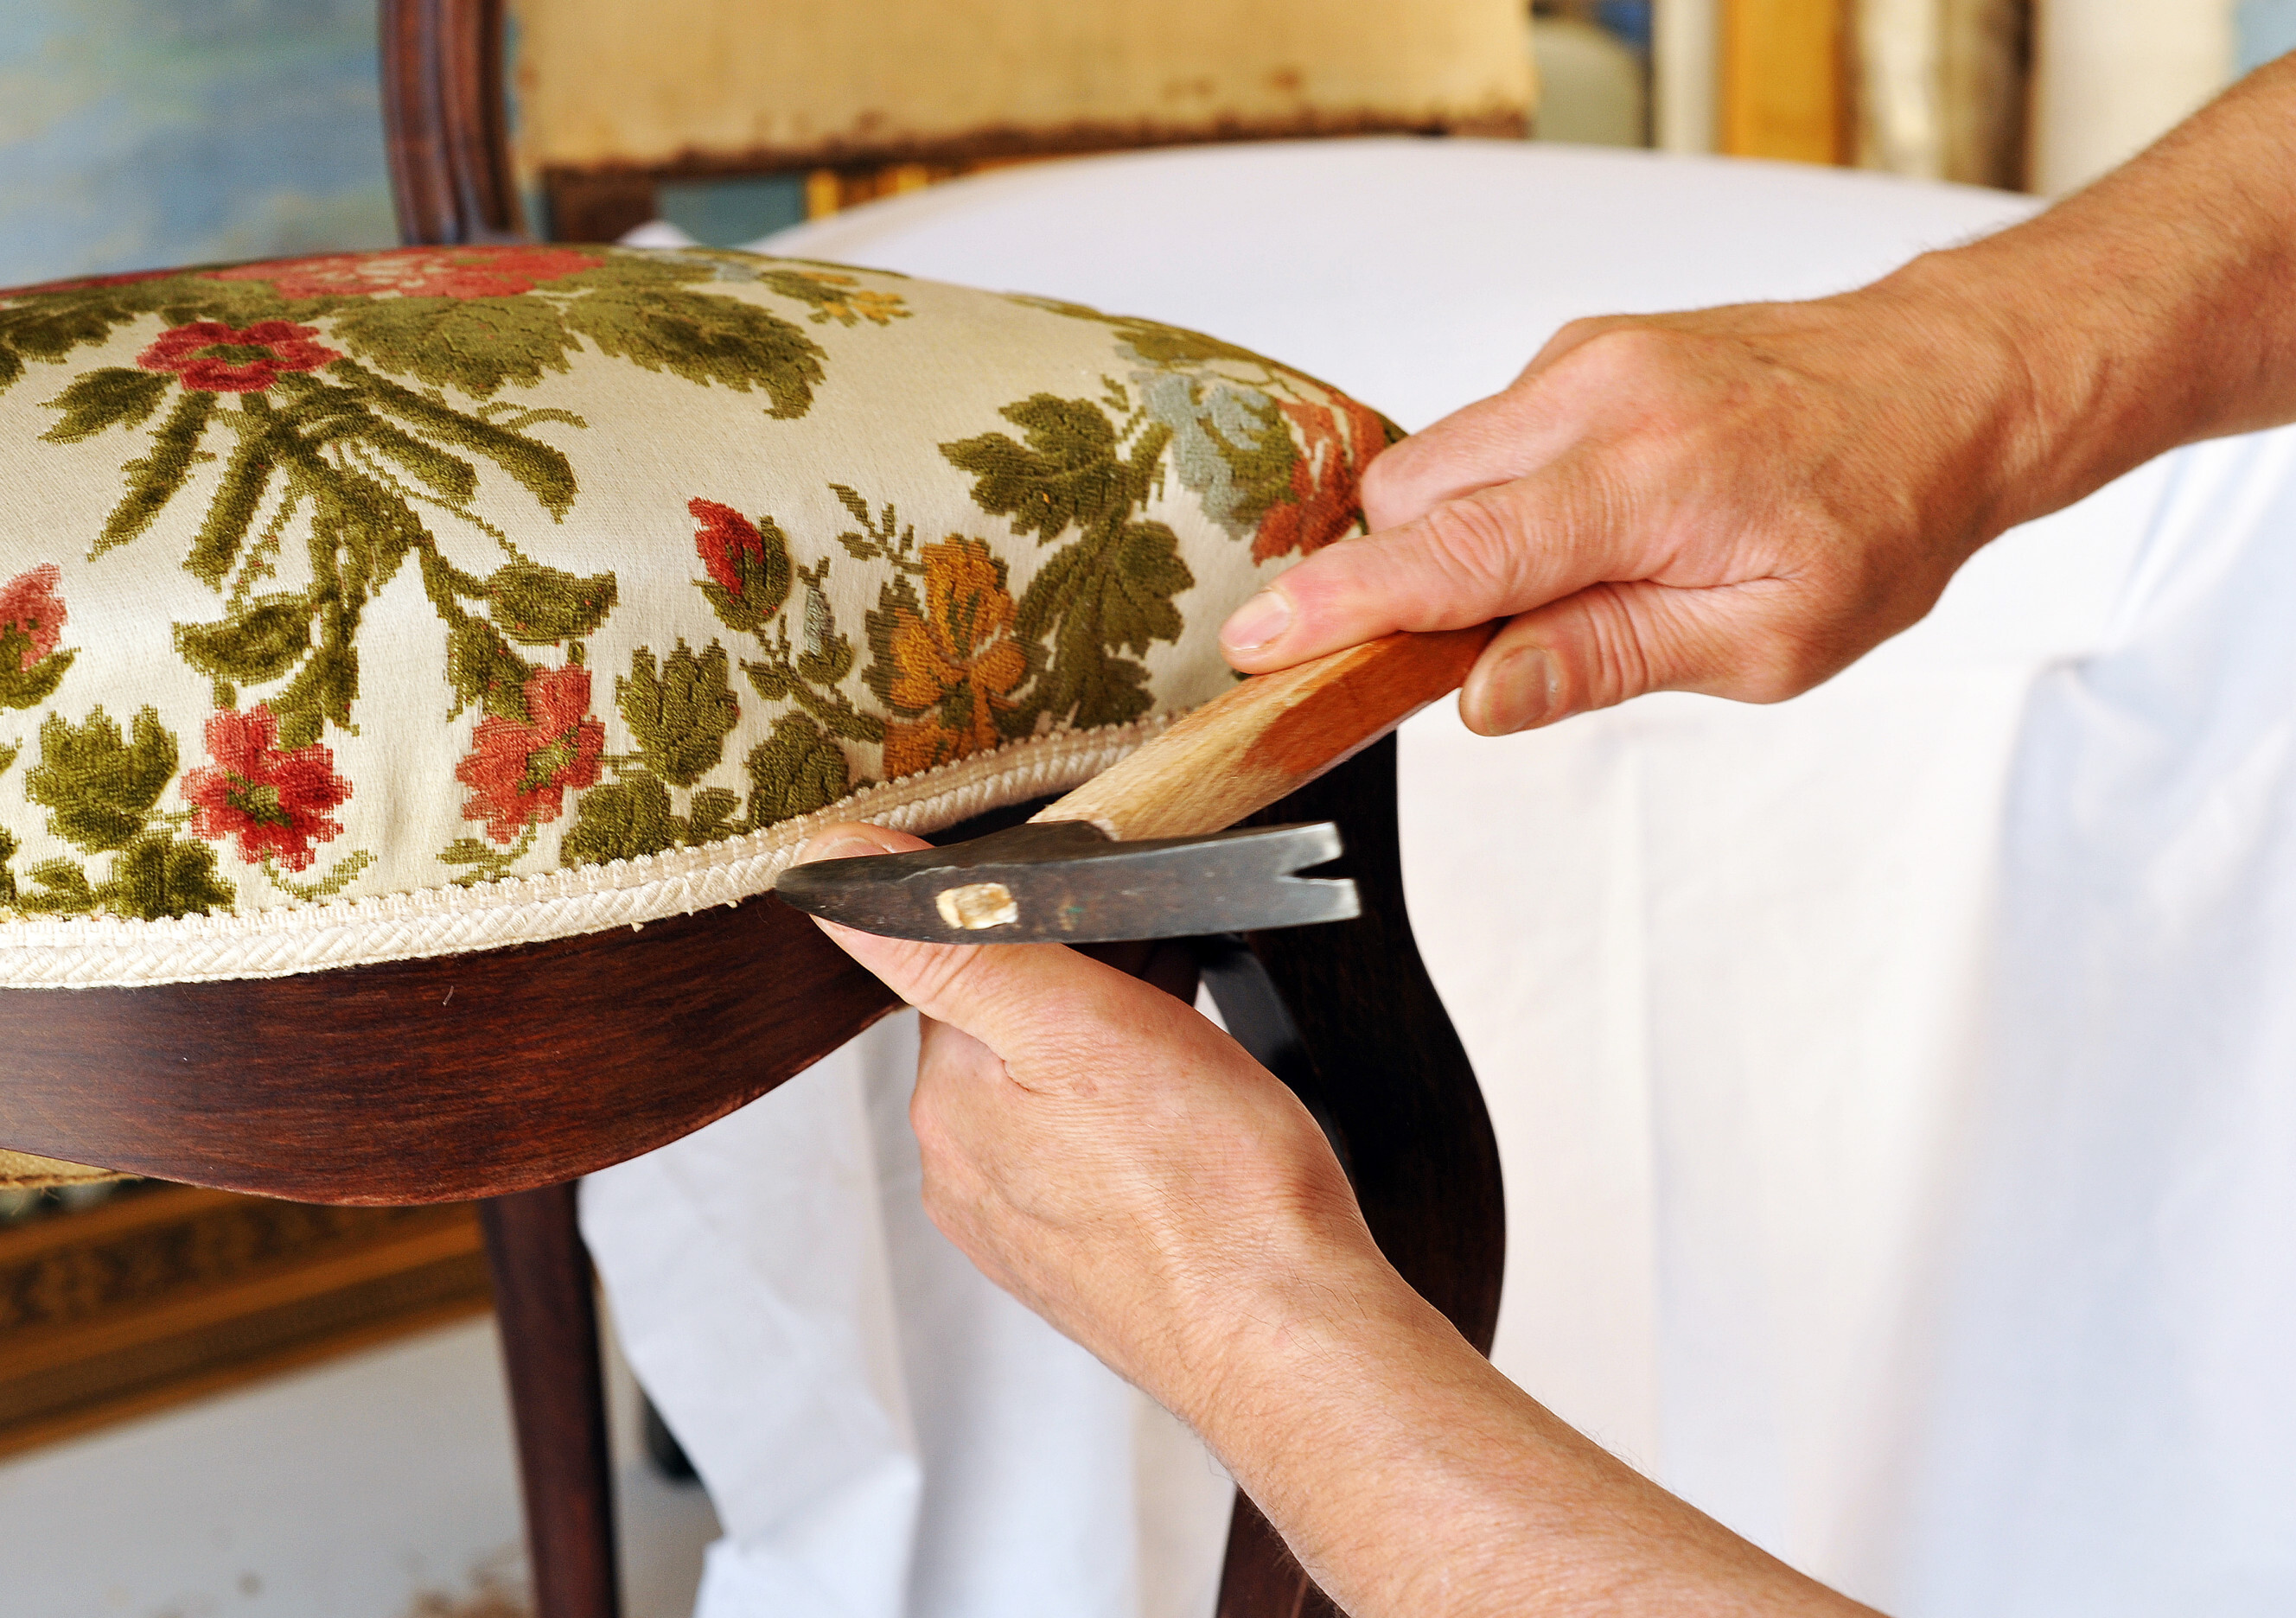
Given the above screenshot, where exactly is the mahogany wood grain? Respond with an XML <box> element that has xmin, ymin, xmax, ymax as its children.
<box><xmin>1248</xmin><ymin>736</ymin><xmax>1505</xmax><ymax>1354</ymax></box>
<box><xmin>381</xmin><ymin>0</ymin><xmax>522</xmax><ymax>245</ymax></box>
<box><xmin>482</xmin><ymin>1185</ymin><xmax>620</xmax><ymax>1618</ymax></box>
<box><xmin>542</xmin><ymin>169</ymin><xmax>664</xmax><ymax>248</ymax></box>
<box><xmin>0</xmin><ymin>895</ymin><xmax>897</xmax><ymax>1203</ymax></box>
<box><xmin>1041</xmin><ymin>627</ymin><xmax>1497</xmax><ymax>841</ymax></box>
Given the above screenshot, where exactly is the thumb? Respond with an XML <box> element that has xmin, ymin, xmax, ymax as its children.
<box><xmin>1459</xmin><ymin>575</ymin><xmax>1828</xmax><ymax>734</ymax></box>
<box><xmin>788</xmin><ymin>823</ymin><xmax>1187</xmax><ymax>1067</ymax></box>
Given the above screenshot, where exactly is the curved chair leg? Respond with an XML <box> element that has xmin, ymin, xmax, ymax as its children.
<box><xmin>1209</xmin><ymin>734</ymin><xmax>1508</xmax><ymax>1618</ymax></box>
<box><xmin>480</xmin><ymin>1183</ymin><xmax>621</xmax><ymax>1618</ymax></box>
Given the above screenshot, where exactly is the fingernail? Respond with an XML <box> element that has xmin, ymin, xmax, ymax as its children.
<box><xmin>1470</xmin><ymin>647</ymin><xmax>1561</xmax><ymax>735</ymax></box>
<box><xmin>1220</xmin><ymin>589</ymin><xmax>1293</xmax><ymax>653</ymax></box>
<box><xmin>801</xmin><ymin>834</ymin><xmax>889</xmax><ymax>863</ymax></box>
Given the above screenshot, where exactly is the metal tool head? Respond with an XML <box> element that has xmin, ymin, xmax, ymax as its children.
<box><xmin>775</xmin><ymin>819</ymin><xmax>1359</xmax><ymax>944</ymax></box>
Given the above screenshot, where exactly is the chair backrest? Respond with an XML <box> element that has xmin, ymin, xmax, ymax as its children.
<box><xmin>383</xmin><ymin>0</ymin><xmax>1534</xmax><ymax>245</ymax></box>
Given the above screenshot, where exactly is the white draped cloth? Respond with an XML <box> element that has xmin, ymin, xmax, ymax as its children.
<box><xmin>585</xmin><ymin>141</ymin><xmax>2296</xmax><ymax>1615</ymax></box>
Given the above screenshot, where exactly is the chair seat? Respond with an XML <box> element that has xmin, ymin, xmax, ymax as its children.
<box><xmin>0</xmin><ymin>245</ymin><xmax>1387</xmax><ymax>989</ymax></box>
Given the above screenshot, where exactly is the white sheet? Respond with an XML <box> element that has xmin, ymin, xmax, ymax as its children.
<box><xmin>1886</xmin><ymin>430</ymin><xmax>2296</xmax><ymax>1614</ymax></box>
<box><xmin>590</xmin><ymin>140</ymin><xmax>2295</xmax><ymax>1614</ymax></box>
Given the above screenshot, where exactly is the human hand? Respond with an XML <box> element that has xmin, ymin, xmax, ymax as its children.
<box><xmin>793</xmin><ymin>829</ymin><xmax>1874</xmax><ymax>1618</ymax></box>
<box><xmin>790</xmin><ymin>823</ymin><xmax>1398</xmax><ymax>1419</ymax></box>
<box><xmin>1220</xmin><ymin>268</ymin><xmax>2040</xmax><ymax>733</ymax></box>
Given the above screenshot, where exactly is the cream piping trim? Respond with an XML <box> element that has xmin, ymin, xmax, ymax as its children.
<box><xmin>0</xmin><ymin>717</ymin><xmax>1172</xmax><ymax>990</ymax></box>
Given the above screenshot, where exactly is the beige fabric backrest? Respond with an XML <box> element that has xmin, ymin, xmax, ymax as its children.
<box><xmin>510</xmin><ymin>0</ymin><xmax>1534</xmax><ymax>176</ymax></box>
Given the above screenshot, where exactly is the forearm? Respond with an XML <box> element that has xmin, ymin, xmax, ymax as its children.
<box><xmin>1182</xmin><ymin>1255</ymin><xmax>1878</xmax><ymax>1618</ymax></box>
<box><xmin>801</xmin><ymin>832</ymin><xmax>1880</xmax><ymax>1610</ymax></box>
<box><xmin>1884</xmin><ymin>53</ymin><xmax>2296</xmax><ymax>536</ymax></box>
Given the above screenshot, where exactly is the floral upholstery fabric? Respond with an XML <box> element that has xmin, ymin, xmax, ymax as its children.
<box><xmin>0</xmin><ymin>245</ymin><xmax>1388</xmax><ymax>989</ymax></box>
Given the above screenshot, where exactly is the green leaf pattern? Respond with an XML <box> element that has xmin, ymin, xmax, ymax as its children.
<box><xmin>0</xmin><ymin>247</ymin><xmax>1386</xmax><ymax>923</ymax></box>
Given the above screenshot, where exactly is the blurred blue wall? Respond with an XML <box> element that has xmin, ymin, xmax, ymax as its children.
<box><xmin>0</xmin><ymin>0</ymin><xmax>397</xmax><ymax>288</ymax></box>
<box><xmin>2241</xmin><ymin>0</ymin><xmax>2296</xmax><ymax>73</ymax></box>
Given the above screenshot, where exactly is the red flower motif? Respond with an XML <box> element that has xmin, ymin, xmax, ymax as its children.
<box><xmin>692</xmin><ymin>499</ymin><xmax>762</xmax><ymax>594</ymax></box>
<box><xmin>456</xmin><ymin>666</ymin><xmax>607</xmax><ymax>845</ymax></box>
<box><xmin>211</xmin><ymin>245</ymin><xmax>605</xmax><ymax>302</ymax></box>
<box><xmin>182</xmin><ymin>705</ymin><xmax>352</xmax><ymax>873</ymax></box>
<box><xmin>1251</xmin><ymin>396</ymin><xmax>1392</xmax><ymax>563</ymax></box>
<box><xmin>137</xmin><ymin>320</ymin><xmax>341</xmax><ymax>393</ymax></box>
<box><xmin>0</xmin><ymin>564</ymin><xmax>66</xmax><ymax>672</ymax></box>
<box><xmin>689</xmin><ymin>496</ymin><xmax>789</xmax><ymax>632</ymax></box>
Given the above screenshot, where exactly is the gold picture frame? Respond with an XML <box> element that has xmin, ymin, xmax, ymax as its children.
<box><xmin>0</xmin><ymin>1185</ymin><xmax>493</xmax><ymax>1458</ymax></box>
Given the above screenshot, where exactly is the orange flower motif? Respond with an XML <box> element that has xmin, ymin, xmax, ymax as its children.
<box><xmin>1251</xmin><ymin>396</ymin><xmax>1390</xmax><ymax>563</ymax></box>
<box><xmin>872</xmin><ymin>538</ymin><xmax>1030</xmax><ymax>780</ymax></box>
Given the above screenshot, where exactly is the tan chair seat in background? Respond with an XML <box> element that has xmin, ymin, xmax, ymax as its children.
<box><xmin>513</xmin><ymin>0</ymin><xmax>1534</xmax><ymax>176</ymax></box>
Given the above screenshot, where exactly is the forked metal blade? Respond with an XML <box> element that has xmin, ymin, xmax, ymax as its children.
<box><xmin>775</xmin><ymin>819</ymin><xmax>1359</xmax><ymax>943</ymax></box>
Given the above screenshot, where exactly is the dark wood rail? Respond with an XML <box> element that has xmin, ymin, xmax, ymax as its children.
<box><xmin>381</xmin><ymin>0</ymin><xmax>522</xmax><ymax>245</ymax></box>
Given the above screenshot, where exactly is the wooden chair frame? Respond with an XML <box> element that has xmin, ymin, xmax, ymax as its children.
<box><xmin>2</xmin><ymin>742</ymin><xmax>1502</xmax><ymax>1617</ymax></box>
<box><xmin>1</xmin><ymin>9</ymin><xmax>1507</xmax><ymax>1613</ymax></box>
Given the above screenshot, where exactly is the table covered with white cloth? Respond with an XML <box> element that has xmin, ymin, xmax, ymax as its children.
<box><xmin>584</xmin><ymin>141</ymin><xmax>2296</xmax><ymax>1616</ymax></box>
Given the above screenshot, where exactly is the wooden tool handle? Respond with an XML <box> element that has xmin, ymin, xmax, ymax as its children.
<box><xmin>1035</xmin><ymin>625</ymin><xmax>1500</xmax><ymax>841</ymax></box>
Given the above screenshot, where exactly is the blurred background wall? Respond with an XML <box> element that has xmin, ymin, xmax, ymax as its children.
<box><xmin>2027</xmin><ymin>0</ymin><xmax>2235</xmax><ymax>193</ymax></box>
<box><xmin>0</xmin><ymin>0</ymin><xmax>397</xmax><ymax>288</ymax></box>
<box><xmin>1660</xmin><ymin>0</ymin><xmax>2251</xmax><ymax>194</ymax></box>
<box><xmin>5</xmin><ymin>0</ymin><xmax>2293</xmax><ymax>291</ymax></box>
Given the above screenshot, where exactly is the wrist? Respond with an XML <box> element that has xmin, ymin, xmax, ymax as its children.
<box><xmin>1153</xmin><ymin>1229</ymin><xmax>1872</xmax><ymax>1618</ymax></box>
<box><xmin>1164</xmin><ymin>1234</ymin><xmax>1457</xmax><ymax>1470</ymax></box>
<box><xmin>1848</xmin><ymin>249</ymin><xmax>2080</xmax><ymax>551</ymax></box>
<box><xmin>1877</xmin><ymin>76</ymin><xmax>2296</xmax><ymax>537</ymax></box>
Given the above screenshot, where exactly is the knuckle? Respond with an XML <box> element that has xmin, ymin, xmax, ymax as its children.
<box><xmin>1278</xmin><ymin>534</ymin><xmax>1371</xmax><ymax>606</ymax></box>
<box><xmin>1709</xmin><ymin>583</ymin><xmax>1847</xmax><ymax>704</ymax></box>
<box><xmin>915</xmin><ymin>1175</ymin><xmax>972</xmax><ymax>1247</ymax></box>
<box><xmin>1357</xmin><ymin>445</ymin><xmax>1403</xmax><ymax>509</ymax></box>
<box><xmin>1757</xmin><ymin>621</ymin><xmax>1857</xmax><ymax>700</ymax></box>
<box><xmin>1732</xmin><ymin>648</ymin><xmax>1821</xmax><ymax>704</ymax></box>
<box><xmin>1776</xmin><ymin>621</ymin><xmax>1846</xmax><ymax>691</ymax></box>
<box><xmin>1529</xmin><ymin>315</ymin><xmax>1632</xmax><ymax>375</ymax></box>
<box><xmin>1567</xmin><ymin>583</ymin><xmax>1660</xmax><ymax>707</ymax></box>
<box><xmin>908</xmin><ymin>1080</ymin><xmax>952</xmax><ymax>1153</ymax></box>
<box><xmin>1546</xmin><ymin>327</ymin><xmax>1720</xmax><ymax>438</ymax></box>
<box><xmin>896</xmin><ymin>940</ymin><xmax>1000</xmax><ymax>1021</ymax></box>
<box><xmin>1413</xmin><ymin>494</ymin><xmax>1522</xmax><ymax>585</ymax></box>
<box><xmin>1357</xmin><ymin>453</ymin><xmax>1424</xmax><ymax>533</ymax></box>
<box><xmin>1559</xmin><ymin>323</ymin><xmax>1679</xmax><ymax>384</ymax></box>
<box><xmin>1552</xmin><ymin>315</ymin><xmax>1617</xmax><ymax>348</ymax></box>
